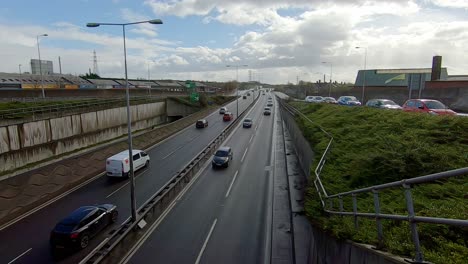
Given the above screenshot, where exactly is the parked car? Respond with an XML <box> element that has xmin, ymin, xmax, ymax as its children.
<box><xmin>264</xmin><ymin>107</ymin><xmax>272</xmax><ymax>115</ymax></box>
<box><xmin>196</xmin><ymin>119</ymin><xmax>208</xmax><ymax>128</ymax></box>
<box><xmin>402</xmin><ymin>99</ymin><xmax>457</xmax><ymax>116</ymax></box>
<box><xmin>337</xmin><ymin>96</ymin><xmax>361</xmax><ymax>106</ymax></box>
<box><xmin>243</xmin><ymin>118</ymin><xmax>253</xmax><ymax>128</ymax></box>
<box><xmin>305</xmin><ymin>96</ymin><xmax>315</xmax><ymax>102</ymax></box>
<box><xmin>106</xmin><ymin>150</ymin><xmax>149</xmax><ymax>177</ymax></box>
<box><xmin>223</xmin><ymin>112</ymin><xmax>234</xmax><ymax>121</ymax></box>
<box><xmin>219</xmin><ymin>107</ymin><xmax>228</xmax><ymax>114</ymax></box>
<box><xmin>323</xmin><ymin>97</ymin><xmax>337</xmax><ymax>104</ymax></box>
<box><xmin>305</xmin><ymin>96</ymin><xmax>324</xmax><ymax>103</ymax></box>
<box><xmin>212</xmin><ymin>146</ymin><xmax>233</xmax><ymax>168</ymax></box>
<box><xmin>366</xmin><ymin>99</ymin><xmax>402</xmax><ymax>110</ymax></box>
<box><xmin>50</xmin><ymin>204</ymin><xmax>118</xmax><ymax>250</ymax></box>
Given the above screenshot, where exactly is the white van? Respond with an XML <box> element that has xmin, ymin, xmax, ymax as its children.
<box><xmin>106</xmin><ymin>149</ymin><xmax>150</xmax><ymax>177</ymax></box>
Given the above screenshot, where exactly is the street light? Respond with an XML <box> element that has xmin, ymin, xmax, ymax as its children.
<box><xmin>356</xmin><ymin>46</ymin><xmax>368</xmax><ymax>103</ymax></box>
<box><xmin>321</xmin><ymin>62</ymin><xmax>333</xmax><ymax>96</ymax></box>
<box><xmin>19</xmin><ymin>64</ymin><xmax>22</xmax><ymax>86</ymax></box>
<box><xmin>36</xmin><ymin>34</ymin><xmax>48</xmax><ymax>98</ymax></box>
<box><xmin>86</xmin><ymin>19</ymin><xmax>163</xmax><ymax>223</ymax></box>
<box><xmin>226</xmin><ymin>64</ymin><xmax>248</xmax><ymax>119</ymax></box>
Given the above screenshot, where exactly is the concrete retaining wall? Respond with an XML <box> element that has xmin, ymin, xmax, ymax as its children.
<box><xmin>0</xmin><ymin>101</ymin><xmax>166</xmax><ymax>174</ymax></box>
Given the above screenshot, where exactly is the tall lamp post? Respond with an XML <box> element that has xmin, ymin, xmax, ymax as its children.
<box><xmin>36</xmin><ymin>34</ymin><xmax>48</xmax><ymax>98</ymax></box>
<box><xmin>226</xmin><ymin>64</ymin><xmax>248</xmax><ymax>119</ymax></box>
<box><xmin>321</xmin><ymin>61</ymin><xmax>333</xmax><ymax>97</ymax></box>
<box><xmin>86</xmin><ymin>19</ymin><xmax>163</xmax><ymax>223</ymax></box>
<box><xmin>19</xmin><ymin>64</ymin><xmax>22</xmax><ymax>86</ymax></box>
<box><xmin>356</xmin><ymin>46</ymin><xmax>367</xmax><ymax>103</ymax></box>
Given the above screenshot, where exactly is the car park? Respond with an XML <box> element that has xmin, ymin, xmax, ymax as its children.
<box><xmin>106</xmin><ymin>150</ymin><xmax>149</xmax><ymax>177</ymax></box>
<box><xmin>50</xmin><ymin>204</ymin><xmax>118</xmax><ymax>250</ymax></box>
<box><xmin>243</xmin><ymin>118</ymin><xmax>253</xmax><ymax>128</ymax></box>
<box><xmin>366</xmin><ymin>99</ymin><xmax>402</xmax><ymax>110</ymax></box>
<box><xmin>219</xmin><ymin>107</ymin><xmax>227</xmax><ymax>114</ymax></box>
<box><xmin>264</xmin><ymin>107</ymin><xmax>272</xmax><ymax>115</ymax></box>
<box><xmin>195</xmin><ymin>119</ymin><xmax>209</xmax><ymax>128</ymax></box>
<box><xmin>337</xmin><ymin>96</ymin><xmax>361</xmax><ymax>106</ymax></box>
<box><xmin>223</xmin><ymin>112</ymin><xmax>234</xmax><ymax>121</ymax></box>
<box><xmin>402</xmin><ymin>99</ymin><xmax>457</xmax><ymax>116</ymax></box>
<box><xmin>323</xmin><ymin>97</ymin><xmax>337</xmax><ymax>104</ymax></box>
<box><xmin>212</xmin><ymin>146</ymin><xmax>233</xmax><ymax>168</ymax></box>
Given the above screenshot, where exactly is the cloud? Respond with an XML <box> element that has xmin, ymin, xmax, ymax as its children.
<box><xmin>121</xmin><ymin>8</ymin><xmax>161</xmax><ymax>37</ymax></box>
<box><xmin>430</xmin><ymin>0</ymin><xmax>468</xmax><ymax>8</ymax></box>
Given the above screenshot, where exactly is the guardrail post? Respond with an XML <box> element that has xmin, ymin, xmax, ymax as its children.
<box><xmin>403</xmin><ymin>183</ymin><xmax>425</xmax><ymax>263</ymax></box>
<box><xmin>372</xmin><ymin>189</ymin><xmax>384</xmax><ymax>249</ymax></box>
<box><xmin>352</xmin><ymin>194</ymin><xmax>358</xmax><ymax>230</ymax></box>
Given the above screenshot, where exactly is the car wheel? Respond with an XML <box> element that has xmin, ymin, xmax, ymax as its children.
<box><xmin>79</xmin><ymin>233</ymin><xmax>90</xmax><ymax>249</ymax></box>
<box><xmin>110</xmin><ymin>210</ymin><xmax>118</xmax><ymax>223</ymax></box>
<box><xmin>145</xmin><ymin>160</ymin><xmax>149</xmax><ymax>168</ymax></box>
<box><xmin>225</xmin><ymin>162</ymin><xmax>229</xmax><ymax>168</ymax></box>
<box><xmin>212</xmin><ymin>164</ymin><xmax>216</xmax><ymax>169</ymax></box>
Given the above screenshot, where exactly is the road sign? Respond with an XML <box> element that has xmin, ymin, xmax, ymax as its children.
<box><xmin>190</xmin><ymin>92</ymin><xmax>199</xmax><ymax>102</ymax></box>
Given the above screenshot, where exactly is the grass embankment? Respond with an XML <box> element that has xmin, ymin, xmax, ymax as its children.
<box><xmin>290</xmin><ymin>102</ymin><xmax>468</xmax><ymax>264</ymax></box>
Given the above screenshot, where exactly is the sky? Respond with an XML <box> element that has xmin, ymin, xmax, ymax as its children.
<box><xmin>0</xmin><ymin>0</ymin><xmax>468</xmax><ymax>84</ymax></box>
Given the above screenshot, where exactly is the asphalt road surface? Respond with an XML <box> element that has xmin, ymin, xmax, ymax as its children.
<box><xmin>0</xmin><ymin>92</ymin><xmax>258</xmax><ymax>264</ymax></box>
<box><xmin>126</xmin><ymin>92</ymin><xmax>276</xmax><ymax>264</ymax></box>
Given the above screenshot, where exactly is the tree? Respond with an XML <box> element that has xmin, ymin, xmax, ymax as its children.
<box><xmin>80</xmin><ymin>72</ymin><xmax>101</xmax><ymax>79</ymax></box>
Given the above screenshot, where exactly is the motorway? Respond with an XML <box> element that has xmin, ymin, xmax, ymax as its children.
<box><xmin>125</xmin><ymin>91</ymin><xmax>276</xmax><ymax>264</ymax></box>
<box><xmin>0</xmin><ymin>91</ymin><xmax>258</xmax><ymax>264</ymax></box>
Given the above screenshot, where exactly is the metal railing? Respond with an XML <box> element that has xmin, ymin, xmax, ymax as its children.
<box><xmin>278</xmin><ymin>98</ymin><xmax>468</xmax><ymax>263</ymax></box>
<box><xmin>80</xmin><ymin>92</ymin><xmax>259</xmax><ymax>264</ymax></box>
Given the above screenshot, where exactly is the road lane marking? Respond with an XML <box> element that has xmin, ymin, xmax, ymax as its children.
<box><xmin>8</xmin><ymin>248</ymin><xmax>32</xmax><ymax>264</ymax></box>
<box><xmin>0</xmin><ymin>171</ymin><xmax>105</xmax><ymax>232</ymax></box>
<box><xmin>120</xmin><ymin>158</ymin><xmax>213</xmax><ymax>264</ymax></box>
<box><xmin>225</xmin><ymin>170</ymin><xmax>239</xmax><ymax>198</ymax></box>
<box><xmin>194</xmin><ymin>218</ymin><xmax>218</xmax><ymax>264</ymax></box>
<box><xmin>162</xmin><ymin>144</ymin><xmax>185</xmax><ymax>160</ymax></box>
<box><xmin>106</xmin><ymin>181</ymin><xmax>129</xmax><ymax>198</ymax></box>
<box><xmin>241</xmin><ymin>148</ymin><xmax>249</xmax><ymax>163</ymax></box>
<box><xmin>255</xmin><ymin>125</ymin><xmax>259</xmax><ymax>130</ymax></box>
<box><xmin>249</xmin><ymin>134</ymin><xmax>254</xmax><ymax>143</ymax></box>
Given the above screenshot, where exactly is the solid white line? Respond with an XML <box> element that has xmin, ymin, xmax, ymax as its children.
<box><xmin>106</xmin><ymin>181</ymin><xmax>130</xmax><ymax>199</ymax></box>
<box><xmin>249</xmin><ymin>134</ymin><xmax>254</xmax><ymax>143</ymax></box>
<box><xmin>194</xmin><ymin>218</ymin><xmax>218</xmax><ymax>264</ymax></box>
<box><xmin>0</xmin><ymin>172</ymin><xmax>105</xmax><ymax>232</ymax></box>
<box><xmin>225</xmin><ymin>170</ymin><xmax>239</xmax><ymax>198</ymax></box>
<box><xmin>241</xmin><ymin>148</ymin><xmax>248</xmax><ymax>163</ymax></box>
<box><xmin>255</xmin><ymin>125</ymin><xmax>259</xmax><ymax>130</ymax></box>
<box><xmin>8</xmin><ymin>248</ymin><xmax>32</xmax><ymax>264</ymax></box>
<box><xmin>162</xmin><ymin>144</ymin><xmax>184</xmax><ymax>160</ymax></box>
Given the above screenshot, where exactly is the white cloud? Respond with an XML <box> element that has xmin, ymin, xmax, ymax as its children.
<box><xmin>430</xmin><ymin>0</ymin><xmax>468</xmax><ymax>8</ymax></box>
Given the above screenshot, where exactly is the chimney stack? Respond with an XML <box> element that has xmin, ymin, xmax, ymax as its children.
<box><xmin>431</xmin><ymin>55</ymin><xmax>442</xmax><ymax>81</ymax></box>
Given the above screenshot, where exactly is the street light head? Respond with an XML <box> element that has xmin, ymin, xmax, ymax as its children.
<box><xmin>148</xmin><ymin>19</ymin><xmax>163</xmax><ymax>25</ymax></box>
<box><xmin>42</xmin><ymin>34</ymin><xmax>48</xmax><ymax>37</ymax></box>
<box><xmin>86</xmin><ymin>23</ymin><xmax>100</xmax><ymax>27</ymax></box>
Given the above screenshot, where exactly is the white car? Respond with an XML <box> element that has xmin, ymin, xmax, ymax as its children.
<box><xmin>106</xmin><ymin>149</ymin><xmax>150</xmax><ymax>177</ymax></box>
<box><xmin>305</xmin><ymin>96</ymin><xmax>324</xmax><ymax>103</ymax></box>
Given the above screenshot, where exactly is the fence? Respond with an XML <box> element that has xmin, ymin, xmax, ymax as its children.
<box><xmin>277</xmin><ymin>97</ymin><xmax>468</xmax><ymax>263</ymax></box>
<box><xmin>80</xmin><ymin>92</ymin><xmax>259</xmax><ymax>264</ymax></box>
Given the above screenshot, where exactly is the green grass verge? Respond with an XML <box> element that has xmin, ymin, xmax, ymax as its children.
<box><xmin>290</xmin><ymin>102</ymin><xmax>468</xmax><ymax>264</ymax></box>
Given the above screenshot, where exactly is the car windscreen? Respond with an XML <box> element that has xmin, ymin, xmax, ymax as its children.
<box><xmin>55</xmin><ymin>219</ymin><xmax>77</xmax><ymax>232</ymax></box>
<box><xmin>215</xmin><ymin>150</ymin><xmax>229</xmax><ymax>157</ymax></box>
<box><xmin>244</xmin><ymin>118</ymin><xmax>252</xmax><ymax>122</ymax></box>
<box><xmin>381</xmin><ymin>100</ymin><xmax>397</xmax><ymax>105</ymax></box>
<box><xmin>424</xmin><ymin>101</ymin><xmax>446</xmax><ymax>109</ymax></box>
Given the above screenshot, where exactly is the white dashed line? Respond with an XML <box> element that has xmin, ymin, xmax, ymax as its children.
<box><xmin>241</xmin><ymin>148</ymin><xmax>248</xmax><ymax>163</ymax></box>
<box><xmin>225</xmin><ymin>170</ymin><xmax>239</xmax><ymax>198</ymax></box>
<box><xmin>8</xmin><ymin>248</ymin><xmax>32</xmax><ymax>264</ymax></box>
<box><xmin>194</xmin><ymin>218</ymin><xmax>218</xmax><ymax>264</ymax></box>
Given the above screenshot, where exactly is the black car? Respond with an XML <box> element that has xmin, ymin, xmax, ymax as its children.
<box><xmin>243</xmin><ymin>118</ymin><xmax>253</xmax><ymax>128</ymax></box>
<box><xmin>50</xmin><ymin>204</ymin><xmax>118</xmax><ymax>250</ymax></box>
<box><xmin>196</xmin><ymin>119</ymin><xmax>209</xmax><ymax>128</ymax></box>
<box><xmin>264</xmin><ymin>107</ymin><xmax>271</xmax><ymax>115</ymax></box>
<box><xmin>212</xmin><ymin>146</ymin><xmax>233</xmax><ymax>168</ymax></box>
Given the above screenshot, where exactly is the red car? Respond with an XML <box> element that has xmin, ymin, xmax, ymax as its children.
<box><xmin>223</xmin><ymin>112</ymin><xmax>233</xmax><ymax>121</ymax></box>
<box><xmin>402</xmin><ymin>99</ymin><xmax>457</xmax><ymax>116</ymax></box>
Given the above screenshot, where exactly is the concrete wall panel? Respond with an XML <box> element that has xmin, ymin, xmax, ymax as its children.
<box><xmin>50</xmin><ymin>116</ymin><xmax>74</xmax><ymax>140</ymax></box>
<box><xmin>0</xmin><ymin>127</ymin><xmax>9</xmax><ymax>154</ymax></box>
<box><xmin>8</xmin><ymin>126</ymin><xmax>20</xmax><ymax>151</ymax></box>
<box><xmin>21</xmin><ymin>120</ymin><xmax>50</xmax><ymax>148</ymax></box>
<box><xmin>70</xmin><ymin>114</ymin><xmax>82</xmax><ymax>135</ymax></box>
<box><xmin>80</xmin><ymin>112</ymin><xmax>98</xmax><ymax>134</ymax></box>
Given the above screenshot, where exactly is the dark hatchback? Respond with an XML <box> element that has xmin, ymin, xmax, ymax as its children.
<box><xmin>212</xmin><ymin>146</ymin><xmax>233</xmax><ymax>168</ymax></box>
<box><xmin>50</xmin><ymin>204</ymin><xmax>118</xmax><ymax>251</ymax></box>
<box><xmin>196</xmin><ymin>119</ymin><xmax>208</xmax><ymax>128</ymax></box>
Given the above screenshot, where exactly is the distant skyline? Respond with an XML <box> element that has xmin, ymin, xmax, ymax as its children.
<box><xmin>0</xmin><ymin>0</ymin><xmax>467</xmax><ymax>84</ymax></box>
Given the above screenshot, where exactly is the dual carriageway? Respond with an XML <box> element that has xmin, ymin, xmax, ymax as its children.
<box><xmin>0</xmin><ymin>90</ymin><xmax>283</xmax><ymax>264</ymax></box>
